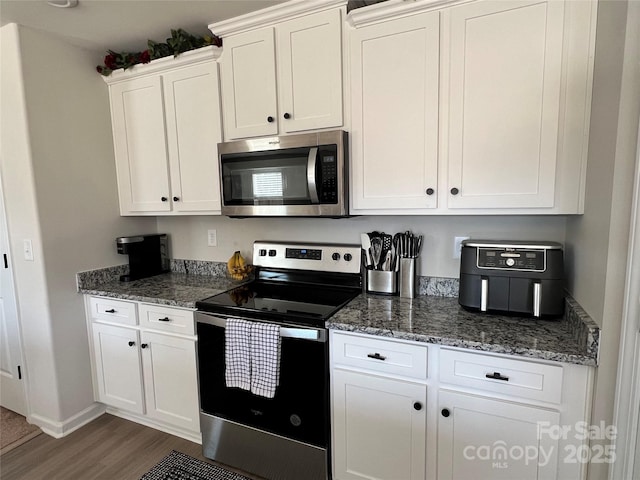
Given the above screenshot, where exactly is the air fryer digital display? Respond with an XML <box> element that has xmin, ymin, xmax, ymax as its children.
<box><xmin>476</xmin><ymin>248</ymin><xmax>546</xmax><ymax>272</ymax></box>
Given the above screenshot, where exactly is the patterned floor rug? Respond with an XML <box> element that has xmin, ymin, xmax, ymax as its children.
<box><xmin>140</xmin><ymin>451</ymin><xmax>252</xmax><ymax>480</ymax></box>
<box><xmin>0</xmin><ymin>406</ymin><xmax>42</xmax><ymax>455</ymax></box>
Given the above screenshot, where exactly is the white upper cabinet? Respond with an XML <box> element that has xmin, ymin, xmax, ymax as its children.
<box><xmin>348</xmin><ymin>0</ymin><xmax>597</xmax><ymax>215</ymax></box>
<box><xmin>444</xmin><ymin>0</ymin><xmax>564</xmax><ymax>209</ymax></box>
<box><xmin>109</xmin><ymin>76</ymin><xmax>171</xmax><ymax>213</ymax></box>
<box><xmin>220</xmin><ymin>28</ymin><xmax>279</xmax><ymax>139</ymax></box>
<box><xmin>214</xmin><ymin>0</ymin><xmax>346</xmax><ymax>140</ymax></box>
<box><xmin>277</xmin><ymin>9</ymin><xmax>344</xmax><ymax>133</ymax></box>
<box><xmin>350</xmin><ymin>11</ymin><xmax>440</xmax><ymax>212</ymax></box>
<box><xmin>105</xmin><ymin>47</ymin><xmax>223</xmax><ymax>216</ymax></box>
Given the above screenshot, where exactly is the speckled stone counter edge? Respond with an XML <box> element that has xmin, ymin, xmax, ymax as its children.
<box><xmin>565</xmin><ymin>296</ymin><xmax>600</xmax><ymax>360</ymax></box>
<box><xmin>76</xmin><ymin>259</ymin><xmax>227</xmax><ymax>290</ymax></box>
<box><xmin>78</xmin><ymin>264</ymin><xmax>458</xmax><ymax>294</ymax></box>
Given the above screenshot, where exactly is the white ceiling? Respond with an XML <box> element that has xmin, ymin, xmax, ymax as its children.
<box><xmin>0</xmin><ymin>0</ymin><xmax>286</xmax><ymax>53</ymax></box>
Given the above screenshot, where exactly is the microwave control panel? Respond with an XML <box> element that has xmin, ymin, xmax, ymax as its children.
<box><xmin>476</xmin><ymin>248</ymin><xmax>546</xmax><ymax>272</ymax></box>
<box><xmin>319</xmin><ymin>150</ymin><xmax>338</xmax><ymax>203</ymax></box>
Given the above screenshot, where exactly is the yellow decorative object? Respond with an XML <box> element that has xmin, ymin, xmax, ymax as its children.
<box><xmin>227</xmin><ymin>251</ymin><xmax>252</xmax><ymax>281</ymax></box>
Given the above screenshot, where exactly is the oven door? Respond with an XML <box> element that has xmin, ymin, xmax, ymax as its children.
<box><xmin>195</xmin><ymin>312</ymin><xmax>328</xmax><ymax>448</ymax></box>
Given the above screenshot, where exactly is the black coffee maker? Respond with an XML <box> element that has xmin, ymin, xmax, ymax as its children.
<box><xmin>116</xmin><ymin>234</ymin><xmax>170</xmax><ymax>282</ymax></box>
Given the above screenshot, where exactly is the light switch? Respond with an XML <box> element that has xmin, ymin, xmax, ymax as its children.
<box><xmin>207</xmin><ymin>229</ymin><xmax>217</xmax><ymax>247</ymax></box>
<box><xmin>23</xmin><ymin>239</ymin><xmax>34</xmax><ymax>261</ymax></box>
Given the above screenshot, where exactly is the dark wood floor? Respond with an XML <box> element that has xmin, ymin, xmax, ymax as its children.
<box><xmin>0</xmin><ymin>414</ymin><xmax>262</xmax><ymax>480</ymax></box>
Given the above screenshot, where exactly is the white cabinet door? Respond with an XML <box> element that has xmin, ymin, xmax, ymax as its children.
<box><xmin>163</xmin><ymin>62</ymin><xmax>223</xmax><ymax>213</ymax></box>
<box><xmin>140</xmin><ymin>331</ymin><xmax>200</xmax><ymax>432</ymax></box>
<box><xmin>221</xmin><ymin>27</ymin><xmax>278</xmax><ymax>139</ymax></box>
<box><xmin>444</xmin><ymin>0</ymin><xmax>564</xmax><ymax>209</ymax></box>
<box><xmin>278</xmin><ymin>8</ymin><xmax>343</xmax><ymax>134</ymax></box>
<box><xmin>110</xmin><ymin>76</ymin><xmax>171</xmax><ymax>213</ymax></box>
<box><xmin>350</xmin><ymin>11</ymin><xmax>439</xmax><ymax>212</ymax></box>
<box><xmin>92</xmin><ymin>323</ymin><xmax>144</xmax><ymax>414</ymax></box>
<box><xmin>438</xmin><ymin>390</ymin><xmax>559</xmax><ymax>480</ymax></box>
<box><xmin>332</xmin><ymin>368</ymin><xmax>426</xmax><ymax>480</ymax></box>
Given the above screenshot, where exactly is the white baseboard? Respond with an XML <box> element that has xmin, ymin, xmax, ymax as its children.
<box><xmin>29</xmin><ymin>403</ymin><xmax>106</xmax><ymax>438</ymax></box>
<box><xmin>105</xmin><ymin>407</ymin><xmax>202</xmax><ymax>444</ymax></box>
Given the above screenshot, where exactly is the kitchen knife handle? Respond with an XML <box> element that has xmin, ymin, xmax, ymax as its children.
<box><xmin>480</xmin><ymin>278</ymin><xmax>488</xmax><ymax>312</ymax></box>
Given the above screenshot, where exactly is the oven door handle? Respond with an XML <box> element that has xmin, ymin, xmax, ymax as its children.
<box><xmin>195</xmin><ymin>313</ymin><xmax>326</xmax><ymax>342</ymax></box>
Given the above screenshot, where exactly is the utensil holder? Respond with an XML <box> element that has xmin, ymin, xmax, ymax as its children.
<box><xmin>399</xmin><ymin>258</ymin><xmax>416</xmax><ymax>298</ymax></box>
<box><xmin>366</xmin><ymin>269</ymin><xmax>398</xmax><ymax>295</ymax></box>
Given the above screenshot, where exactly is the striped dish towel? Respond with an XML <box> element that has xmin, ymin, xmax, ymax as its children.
<box><xmin>224</xmin><ymin>318</ymin><xmax>252</xmax><ymax>391</ymax></box>
<box><xmin>250</xmin><ymin>322</ymin><xmax>281</xmax><ymax>398</ymax></box>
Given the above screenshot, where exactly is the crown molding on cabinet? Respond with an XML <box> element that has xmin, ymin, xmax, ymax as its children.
<box><xmin>209</xmin><ymin>0</ymin><xmax>348</xmax><ymax>37</ymax></box>
<box><xmin>102</xmin><ymin>45</ymin><xmax>222</xmax><ymax>84</ymax></box>
<box><xmin>347</xmin><ymin>0</ymin><xmax>473</xmax><ymax>28</ymax></box>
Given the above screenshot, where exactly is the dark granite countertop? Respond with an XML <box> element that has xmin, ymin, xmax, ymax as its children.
<box><xmin>78</xmin><ymin>264</ymin><xmax>599</xmax><ymax>366</ymax></box>
<box><xmin>79</xmin><ymin>272</ymin><xmax>238</xmax><ymax>308</ymax></box>
<box><xmin>326</xmin><ymin>294</ymin><xmax>599</xmax><ymax>366</ymax></box>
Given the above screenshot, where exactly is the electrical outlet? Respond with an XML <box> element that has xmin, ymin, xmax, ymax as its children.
<box><xmin>207</xmin><ymin>229</ymin><xmax>217</xmax><ymax>247</ymax></box>
<box><xmin>453</xmin><ymin>236</ymin><xmax>469</xmax><ymax>259</ymax></box>
<box><xmin>23</xmin><ymin>239</ymin><xmax>34</xmax><ymax>261</ymax></box>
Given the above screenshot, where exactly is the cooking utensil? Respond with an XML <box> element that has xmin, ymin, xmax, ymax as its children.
<box><xmin>370</xmin><ymin>237</ymin><xmax>382</xmax><ymax>270</ymax></box>
<box><xmin>380</xmin><ymin>233</ymin><xmax>393</xmax><ymax>269</ymax></box>
<box><xmin>360</xmin><ymin>233</ymin><xmax>372</xmax><ymax>268</ymax></box>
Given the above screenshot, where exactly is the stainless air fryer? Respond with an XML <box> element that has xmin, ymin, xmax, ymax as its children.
<box><xmin>458</xmin><ymin>240</ymin><xmax>564</xmax><ymax>318</ymax></box>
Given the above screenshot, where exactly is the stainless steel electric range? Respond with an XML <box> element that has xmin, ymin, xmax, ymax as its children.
<box><xmin>195</xmin><ymin>241</ymin><xmax>362</xmax><ymax>480</ymax></box>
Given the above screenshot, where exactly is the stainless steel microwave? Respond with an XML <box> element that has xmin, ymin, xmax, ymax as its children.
<box><xmin>219</xmin><ymin>130</ymin><xmax>348</xmax><ymax>217</ymax></box>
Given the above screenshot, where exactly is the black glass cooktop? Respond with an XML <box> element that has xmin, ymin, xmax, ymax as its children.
<box><xmin>196</xmin><ymin>280</ymin><xmax>360</xmax><ymax>327</ymax></box>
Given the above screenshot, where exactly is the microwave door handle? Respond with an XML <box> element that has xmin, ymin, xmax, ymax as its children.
<box><xmin>307</xmin><ymin>147</ymin><xmax>320</xmax><ymax>203</ymax></box>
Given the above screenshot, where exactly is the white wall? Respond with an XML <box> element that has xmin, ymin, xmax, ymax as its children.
<box><xmin>158</xmin><ymin>215</ymin><xmax>567</xmax><ymax>278</ymax></box>
<box><xmin>0</xmin><ymin>23</ymin><xmax>156</xmax><ymax>434</ymax></box>
<box><xmin>565</xmin><ymin>0</ymin><xmax>640</xmax><ymax>478</ymax></box>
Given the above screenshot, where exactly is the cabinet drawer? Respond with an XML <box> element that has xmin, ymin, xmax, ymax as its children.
<box><xmin>139</xmin><ymin>304</ymin><xmax>195</xmax><ymax>336</ymax></box>
<box><xmin>439</xmin><ymin>348</ymin><xmax>563</xmax><ymax>404</ymax></box>
<box><xmin>331</xmin><ymin>332</ymin><xmax>428</xmax><ymax>380</ymax></box>
<box><xmin>89</xmin><ymin>297</ymin><xmax>137</xmax><ymax>326</ymax></box>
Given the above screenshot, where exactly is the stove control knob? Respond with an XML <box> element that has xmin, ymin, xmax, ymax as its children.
<box><xmin>506</xmin><ymin>258</ymin><xmax>515</xmax><ymax>267</ymax></box>
<box><xmin>332</xmin><ymin>252</ymin><xmax>340</xmax><ymax>261</ymax></box>
<box><xmin>268</xmin><ymin>250</ymin><xmax>277</xmax><ymax>257</ymax></box>
<box><xmin>259</xmin><ymin>249</ymin><xmax>267</xmax><ymax>256</ymax></box>
<box><xmin>344</xmin><ymin>253</ymin><xmax>353</xmax><ymax>262</ymax></box>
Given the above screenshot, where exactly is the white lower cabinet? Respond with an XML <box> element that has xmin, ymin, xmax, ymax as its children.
<box><xmin>87</xmin><ymin>296</ymin><xmax>200</xmax><ymax>441</ymax></box>
<box><xmin>332</xmin><ymin>369</ymin><xmax>427</xmax><ymax>480</ymax></box>
<box><xmin>92</xmin><ymin>322</ymin><xmax>144</xmax><ymax>414</ymax></box>
<box><xmin>437</xmin><ymin>390</ymin><xmax>560</xmax><ymax>480</ymax></box>
<box><xmin>330</xmin><ymin>332</ymin><xmax>593</xmax><ymax>480</ymax></box>
<box><xmin>140</xmin><ymin>330</ymin><xmax>199</xmax><ymax>432</ymax></box>
<box><xmin>331</xmin><ymin>331</ymin><xmax>429</xmax><ymax>480</ymax></box>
